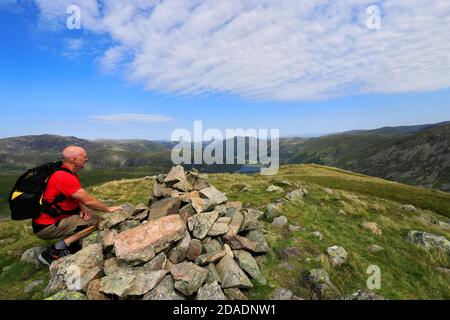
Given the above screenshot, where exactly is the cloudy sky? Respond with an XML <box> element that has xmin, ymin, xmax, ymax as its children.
<box><xmin>1</xmin><ymin>0</ymin><xmax>450</xmax><ymax>139</ymax></box>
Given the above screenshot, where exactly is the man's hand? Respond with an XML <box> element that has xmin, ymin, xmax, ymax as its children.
<box><xmin>80</xmin><ymin>206</ymin><xmax>93</xmax><ymax>221</ymax></box>
<box><xmin>107</xmin><ymin>206</ymin><xmax>123</xmax><ymax>213</ymax></box>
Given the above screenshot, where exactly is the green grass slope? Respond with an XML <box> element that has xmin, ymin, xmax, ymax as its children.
<box><xmin>0</xmin><ymin>164</ymin><xmax>449</xmax><ymax>299</ymax></box>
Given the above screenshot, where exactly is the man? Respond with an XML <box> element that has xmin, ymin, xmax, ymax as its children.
<box><xmin>34</xmin><ymin>146</ymin><xmax>122</xmax><ymax>266</ymax></box>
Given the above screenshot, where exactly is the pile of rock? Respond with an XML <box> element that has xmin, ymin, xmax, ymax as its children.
<box><xmin>44</xmin><ymin>165</ymin><xmax>269</xmax><ymax>300</ymax></box>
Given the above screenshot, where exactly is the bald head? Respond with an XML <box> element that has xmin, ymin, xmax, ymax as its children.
<box><xmin>63</xmin><ymin>146</ymin><xmax>86</xmax><ymax>161</ymax></box>
<box><xmin>62</xmin><ymin>146</ymin><xmax>88</xmax><ymax>172</ymax></box>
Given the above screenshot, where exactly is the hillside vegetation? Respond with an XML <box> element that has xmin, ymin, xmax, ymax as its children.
<box><xmin>0</xmin><ymin>164</ymin><xmax>449</xmax><ymax>300</ymax></box>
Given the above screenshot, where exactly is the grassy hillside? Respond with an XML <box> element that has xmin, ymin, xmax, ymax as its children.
<box><xmin>0</xmin><ymin>164</ymin><xmax>449</xmax><ymax>299</ymax></box>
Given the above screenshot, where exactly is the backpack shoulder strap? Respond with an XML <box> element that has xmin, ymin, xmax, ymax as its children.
<box><xmin>56</xmin><ymin>167</ymin><xmax>73</xmax><ymax>175</ymax></box>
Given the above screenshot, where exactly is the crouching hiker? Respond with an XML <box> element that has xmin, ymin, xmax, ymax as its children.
<box><xmin>8</xmin><ymin>146</ymin><xmax>122</xmax><ymax>266</ymax></box>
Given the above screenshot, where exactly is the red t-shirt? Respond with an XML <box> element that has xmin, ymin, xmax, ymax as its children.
<box><xmin>33</xmin><ymin>165</ymin><xmax>82</xmax><ymax>225</ymax></box>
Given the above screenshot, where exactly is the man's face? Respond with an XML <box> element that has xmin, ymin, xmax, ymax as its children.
<box><xmin>74</xmin><ymin>152</ymin><xmax>89</xmax><ymax>169</ymax></box>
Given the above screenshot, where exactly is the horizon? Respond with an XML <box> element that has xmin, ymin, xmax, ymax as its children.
<box><xmin>1</xmin><ymin>1</ymin><xmax>450</xmax><ymax>140</ymax></box>
<box><xmin>1</xmin><ymin>119</ymin><xmax>449</xmax><ymax>142</ymax></box>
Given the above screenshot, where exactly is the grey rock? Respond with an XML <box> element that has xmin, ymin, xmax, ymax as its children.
<box><xmin>406</xmin><ymin>230</ymin><xmax>450</xmax><ymax>254</ymax></box>
<box><xmin>153</xmin><ymin>181</ymin><xmax>175</xmax><ymax>198</ymax></box>
<box><xmin>118</xmin><ymin>220</ymin><xmax>140</xmax><ymax>232</ymax></box>
<box><xmin>266</xmin><ymin>185</ymin><xmax>284</xmax><ymax>193</ymax></box>
<box><xmin>224</xmin><ymin>288</ymin><xmax>248</xmax><ymax>300</ymax></box>
<box><xmin>99</xmin><ymin>209</ymin><xmax>131</xmax><ymax>229</ymax></box>
<box><xmin>164</xmin><ymin>165</ymin><xmax>187</xmax><ymax>185</ymax></box>
<box><xmin>20</xmin><ymin>247</ymin><xmax>46</xmax><ymax>267</ymax></box>
<box><xmin>271</xmin><ymin>288</ymin><xmax>293</xmax><ymax>300</ymax></box>
<box><xmin>188</xmin><ymin>211</ymin><xmax>219</xmax><ymax>239</ymax></box>
<box><xmin>288</xmin><ymin>225</ymin><xmax>303</xmax><ymax>232</ymax></box>
<box><xmin>266</xmin><ymin>202</ymin><xmax>283</xmax><ymax>220</ymax></box>
<box><xmin>342</xmin><ymin>290</ymin><xmax>385</xmax><ymax>300</ymax></box>
<box><xmin>202</xmin><ymin>238</ymin><xmax>223</xmax><ymax>253</ymax></box>
<box><xmin>240</xmin><ymin>211</ymin><xmax>261</xmax><ymax>232</ymax></box>
<box><xmin>400</xmin><ymin>204</ymin><xmax>416</xmax><ymax>212</ymax></box>
<box><xmin>100</xmin><ymin>268</ymin><xmax>167</xmax><ymax>297</ymax></box>
<box><xmin>326</xmin><ymin>246</ymin><xmax>348</xmax><ymax>266</ymax></box>
<box><xmin>228</xmin><ymin>210</ymin><xmax>244</xmax><ymax>235</ymax></box>
<box><xmin>126</xmin><ymin>270</ymin><xmax>168</xmax><ymax>296</ymax></box>
<box><xmin>302</xmin><ymin>268</ymin><xmax>340</xmax><ymax>300</ymax></box>
<box><xmin>215</xmin><ymin>255</ymin><xmax>253</xmax><ymax>289</ymax></box>
<box><xmin>233</xmin><ymin>250</ymin><xmax>261</xmax><ymax>279</ymax></box>
<box><xmin>45</xmin><ymin>244</ymin><xmax>104</xmax><ymax>294</ymax></box>
<box><xmin>143</xmin><ymin>275</ymin><xmax>185</xmax><ymax>300</ymax></box>
<box><xmin>271</xmin><ymin>216</ymin><xmax>288</xmax><ymax>228</ymax></box>
<box><xmin>149</xmin><ymin>197</ymin><xmax>182</xmax><ymax>220</ymax></box>
<box><xmin>207</xmin><ymin>223</ymin><xmax>230</xmax><ymax>236</ymax></box>
<box><xmin>215</xmin><ymin>204</ymin><xmax>228</xmax><ymax>216</ymax></box>
<box><xmin>169</xmin><ymin>231</ymin><xmax>191</xmax><ymax>264</ymax></box>
<box><xmin>86</xmin><ymin>279</ymin><xmax>110</xmax><ymax>300</ymax></box>
<box><xmin>103</xmin><ymin>257</ymin><xmax>119</xmax><ymax>276</ymax></box>
<box><xmin>200</xmin><ymin>186</ymin><xmax>228</xmax><ymax>205</ymax></box>
<box><xmin>195</xmin><ymin>250</ymin><xmax>227</xmax><ymax>266</ymax></box>
<box><xmin>170</xmin><ymin>262</ymin><xmax>209</xmax><ymax>296</ymax></box>
<box><xmin>245</xmin><ymin>229</ymin><xmax>269</xmax><ymax>253</ymax></box>
<box><xmin>143</xmin><ymin>252</ymin><xmax>168</xmax><ymax>272</ymax></box>
<box><xmin>368</xmin><ymin>244</ymin><xmax>385</xmax><ymax>253</ymax></box>
<box><xmin>196</xmin><ymin>281</ymin><xmax>227</xmax><ymax>300</ymax></box>
<box><xmin>191</xmin><ymin>197</ymin><xmax>216</xmax><ymax>214</ymax></box>
<box><xmin>205</xmin><ymin>263</ymin><xmax>222</xmax><ymax>284</ymax></box>
<box><xmin>312</xmin><ymin>231</ymin><xmax>324</xmax><ymax>241</ymax></box>
<box><xmin>102</xmin><ymin>229</ymin><xmax>118</xmax><ymax>250</ymax></box>
<box><xmin>285</xmin><ymin>189</ymin><xmax>306</xmax><ymax>201</ymax></box>
<box><xmin>217</xmin><ymin>217</ymin><xmax>232</xmax><ymax>224</ymax></box>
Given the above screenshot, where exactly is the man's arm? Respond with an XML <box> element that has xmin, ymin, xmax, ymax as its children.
<box><xmin>72</xmin><ymin>188</ymin><xmax>122</xmax><ymax>213</ymax></box>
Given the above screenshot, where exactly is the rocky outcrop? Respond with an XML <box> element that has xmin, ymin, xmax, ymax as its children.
<box><xmin>406</xmin><ymin>231</ymin><xmax>450</xmax><ymax>254</ymax></box>
<box><xmin>326</xmin><ymin>246</ymin><xmax>348</xmax><ymax>266</ymax></box>
<box><xmin>302</xmin><ymin>268</ymin><xmax>340</xmax><ymax>300</ymax></box>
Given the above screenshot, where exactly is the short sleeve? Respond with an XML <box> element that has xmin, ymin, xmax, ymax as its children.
<box><xmin>55</xmin><ymin>172</ymin><xmax>82</xmax><ymax>198</ymax></box>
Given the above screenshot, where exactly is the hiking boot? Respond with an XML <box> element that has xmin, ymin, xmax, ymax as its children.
<box><xmin>38</xmin><ymin>245</ymin><xmax>71</xmax><ymax>266</ymax></box>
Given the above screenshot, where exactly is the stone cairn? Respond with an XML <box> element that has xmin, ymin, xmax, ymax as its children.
<box><xmin>44</xmin><ymin>165</ymin><xmax>269</xmax><ymax>300</ymax></box>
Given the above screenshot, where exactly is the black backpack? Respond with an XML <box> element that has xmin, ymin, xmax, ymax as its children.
<box><xmin>8</xmin><ymin>161</ymin><xmax>77</xmax><ymax>220</ymax></box>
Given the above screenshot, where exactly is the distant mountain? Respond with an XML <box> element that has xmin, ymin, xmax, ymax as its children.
<box><xmin>342</xmin><ymin>121</ymin><xmax>450</xmax><ymax>135</ymax></box>
<box><xmin>0</xmin><ymin>135</ymin><xmax>173</xmax><ymax>172</ymax></box>
<box><xmin>282</xmin><ymin>122</ymin><xmax>450</xmax><ymax>191</ymax></box>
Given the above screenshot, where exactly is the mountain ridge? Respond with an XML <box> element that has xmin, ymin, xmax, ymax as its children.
<box><xmin>1</xmin><ymin>120</ymin><xmax>449</xmax><ymax>191</ymax></box>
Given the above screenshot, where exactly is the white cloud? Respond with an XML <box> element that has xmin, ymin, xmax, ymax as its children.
<box><xmin>33</xmin><ymin>0</ymin><xmax>450</xmax><ymax>101</ymax></box>
<box><xmin>91</xmin><ymin>114</ymin><xmax>175</xmax><ymax>123</ymax></box>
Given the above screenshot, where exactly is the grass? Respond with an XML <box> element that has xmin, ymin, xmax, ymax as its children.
<box><xmin>0</xmin><ymin>164</ymin><xmax>449</xmax><ymax>300</ymax></box>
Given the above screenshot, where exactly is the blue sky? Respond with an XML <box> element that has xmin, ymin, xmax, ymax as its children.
<box><xmin>1</xmin><ymin>0</ymin><xmax>449</xmax><ymax>140</ymax></box>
